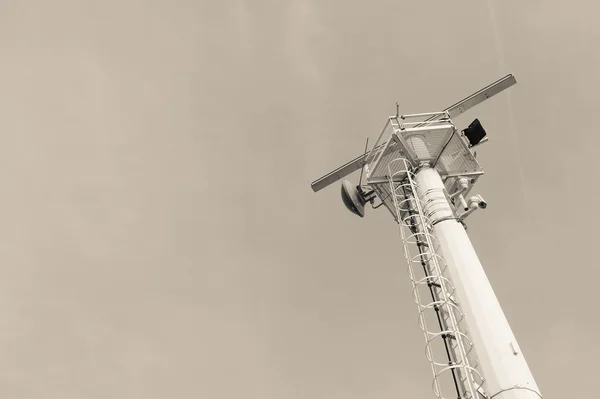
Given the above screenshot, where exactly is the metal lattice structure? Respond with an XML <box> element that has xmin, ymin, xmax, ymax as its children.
<box><xmin>364</xmin><ymin>112</ymin><xmax>483</xmax><ymax>222</ymax></box>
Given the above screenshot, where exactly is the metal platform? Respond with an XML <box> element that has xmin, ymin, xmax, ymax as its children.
<box><xmin>310</xmin><ymin>74</ymin><xmax>516</xmax><ymax>194</ymax></box>
<box><xmin>364</xmin><ymin>112</ymin><xmax>483</xmax><ymax>219</ymax></box>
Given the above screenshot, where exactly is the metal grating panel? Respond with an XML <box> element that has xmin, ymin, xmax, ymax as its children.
<box><xmin>436</xmin><ymin>134</ymin><xmax>481</xmax><ymax>176</ymax></box>
<box><xmin>402</xmin><ymin>125</ymin><xmax>453</xmax><ymax>163</ymax></box>
<box><xmin>366</xmin><ymin>123</ymin><xmax>455</xmax><ymax>182</ymax></box>
<box><xmin>368</xmin><ymin>145</ymin><xmax>406</xmax><ymax>181</ymax></box>
<box><xmin>364</xmin><ymin>114</ymin><xmax>485</xmax><ymax>216</ymax></box>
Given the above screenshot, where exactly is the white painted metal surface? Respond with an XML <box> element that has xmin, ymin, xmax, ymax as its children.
<box><xmin>388</xmin><ymin>158</ymin><xmax>485</xmax><ymax>399</ymax></box>
<box><xmin>414</xmin><ymin>167</ymin><xmax>542</xmax><ymax>399</ymax></box>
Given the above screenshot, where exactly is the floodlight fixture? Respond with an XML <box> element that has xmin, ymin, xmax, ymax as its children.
<box><xmin>463</xmin><ymin>118</ymin><xmax>487</xmax><ymax>147</ymax></box>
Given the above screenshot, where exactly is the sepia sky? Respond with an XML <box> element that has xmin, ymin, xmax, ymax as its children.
<box><xmin>0</xmin><ymin>1</ymin><xmax>598</xmax><ymax>398</ymax></box>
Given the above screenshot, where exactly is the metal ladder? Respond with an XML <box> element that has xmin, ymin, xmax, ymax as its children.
<box><xmin>387</xmin><ymin>157</ymin><xmax>486</xmax><ymax>399</ymax></box>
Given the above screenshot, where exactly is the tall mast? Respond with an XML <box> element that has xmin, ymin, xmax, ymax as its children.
<box><xmin>310</xmin><ymin>75</ymin><xmax>543</xmax><ymax>399</ymax></box>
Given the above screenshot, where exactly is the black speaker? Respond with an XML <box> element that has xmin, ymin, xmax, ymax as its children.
<box><xmin>341</xmin><ymin>180</ymin><xmax>366</xmax><ymax>218</ymax></box>
<box><xmin>463</xmin><ymin>118</ymin><xmax>487</xmax><ymax>146</ymax></box>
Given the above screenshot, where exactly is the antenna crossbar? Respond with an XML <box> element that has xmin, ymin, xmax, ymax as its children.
<box><xmin>310</xmin><ymin>74</ymin><xmax>516</xmax><ymax>193</ymax></box>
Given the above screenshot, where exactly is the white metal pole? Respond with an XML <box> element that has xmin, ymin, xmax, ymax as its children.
<box><xmin>414</xmin><ymin>166</ymin><xmax>542</xmax><ymax>399</ymax></box>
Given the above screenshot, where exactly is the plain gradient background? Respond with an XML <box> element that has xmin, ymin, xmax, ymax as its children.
<box><xmin>0</xmin><ymin>0</ymin><xmax>597</xmax><ymax>398</ymax></box>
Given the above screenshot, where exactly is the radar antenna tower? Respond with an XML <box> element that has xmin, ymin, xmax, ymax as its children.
<box><xmin>310</xmin><ymin>75</ymin><xmax>543</xmax><ymax>399</ymax></box>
